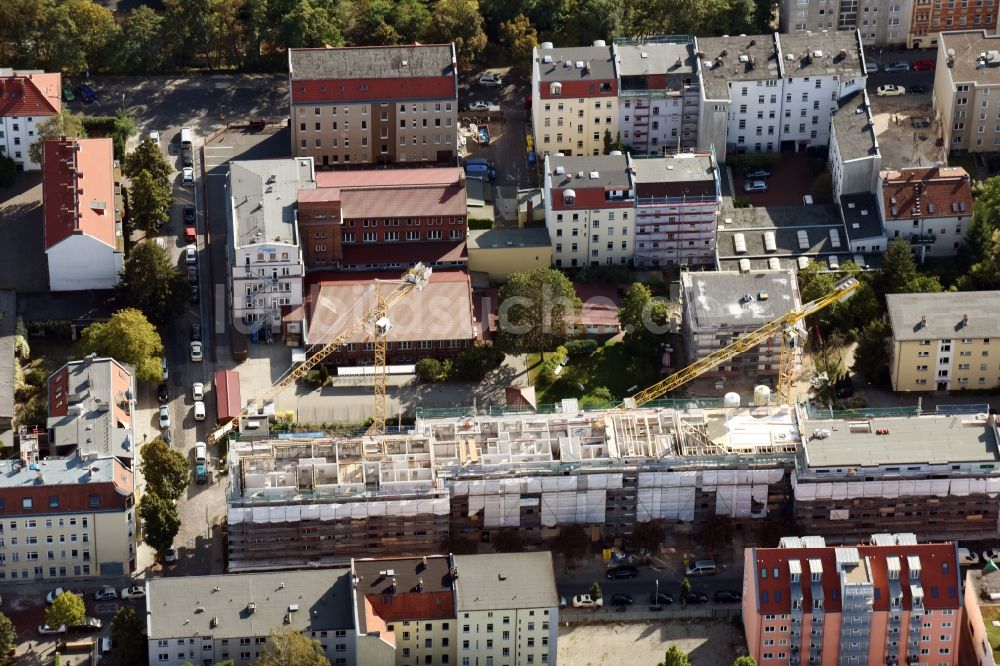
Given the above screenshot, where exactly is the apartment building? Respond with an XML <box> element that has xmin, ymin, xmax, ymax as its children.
<box><xmin>614</xmin><ymin>40</ymin><xmax>700</xmax><ymax>153</ymax></box>
<box><xmin>532</xmin><ymin>42</ymin><xmax>619</xmax><ymax>157</ymax></box>
<box><xmin>352</xmin><ymin>555</ymin><xmax>456</xmax><ymax>666</ymax></box>
<box><xmin>43</xmin><ymin>138</ymin><xmax>124</xmax><ymax>291</ymax></box>
<box><xmin>829</xmin><ymin>90</ymin><xmax>881</xmax><ymax>200</ymax></box>
<box><xmin>146</xmin><ymin>570</ymin><xmax>357</xmax><ymax>666</ymax></box>
<box><xmin>696</xmin><ymin>31</ymin><xmax>866</xmax><ymax>156</ymax></box>
<box><xmin>298</xmin><ymin>168</ymin><xmax>468</xmax><ymax>271</ymax></box>
<box><xmin>962</xmin><ymin>567</ymin><xmax>1000</xmax><ymax>666</ymax></box>
<box><xmin>453</xmin><ymin>552</ymin><xmax>559</xmax><ymax>666</ymax></box>
<box><xmin>911</xmin><ymin>0</ymin><xmax>998</xmax><ymax>47</ymax></box>
<box><xmin>542</xmin><ymin>153</ymin><xmax>635</xmax><ymax>268</ymax></box>
<box><xmin>227</xmin><ymin>158</ymin><xmax>316</xmax><ymax>334</ymax></box>
<box><xmin>0</xmin><ymin>68</ymin><xmax>61</xmax><ymax>171</ymax></box>
<box><xmin>288</xmin><ymin>44</ymin><xmax>458</xmax><ymax>167</ymax></box>
<box><xmin>935</xmin><ymin>31</ymin><xmax>1000</xmax><ymax>152</ymax></box>
<box><xmin>840</xmin><ymin>192</ymin><xmax>888</xmax><ymax>254</ymax></box>
<box><xmin>0</xmin><ymin>452</ymin><xmax>135</xmax><ymax>580</ymax></box>
<box><xmin>877</xmin><ymin>166</ymin><xmax>973</xmax><ymax>261</ymax></box>
<box><xmin>743</xmin><ymin>534</ymin><xmax>961</xmax><ymax>666</ymax></box>
<box><xmin>681</xmin><ymin>269</ymin><xmax>804</xmax><ymax>378</ymax></box>
<box><xmin>47</xmin><ymin>355</ymin><xmax>136</xmax><ymax>461</ymax></box>
<box><xmin>887</xmin><ymin>290</ymin><xmax>1000</xmax><ymax>391</ymax></box>
<box><xmin>304</xmin><ymin>269</ymin><xmax>478</xmax><ymax>365</ymax></box>
<box><xmin>780</xmin><ymin>0</ymin><xmax>913</xmax><ymax>46</ymax></box>
<box><xmin>795</xmin><ymin>410</ymin><xmax>1000</xmax><ymax>542</ymax></box>
<box><xmin>632</xmin><ymin>152</ymin><xmax>721</xmax><ymax>268</ymax></box>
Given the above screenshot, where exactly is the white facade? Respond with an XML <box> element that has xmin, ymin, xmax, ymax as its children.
<box><xmin>0</xmin><ymin>115</ymin><xmax>44</xmax><ymax>171</ymax></box>
<box><xmin>231</xmin><ymin>241</ymin><xmax>304</xmax><ymax>333</ymax></box>
<box><xmin>459</xmin><ymin>608</ymin><xmax>557</xmax><ymax>666</ymax></box>
<box><xmin>780</xmin><ymin>0</ymin><xmax>913</xmax><ymax>46</ymax></box>
<box><xmin>880</xmin><ymin>214</ymin><xmax>966</xmax><ymax>260</ymax></box>
<box><xmin>47</xmin><ymin>234</ymin><xmax>123</xmax><ymax>291</ymax></box>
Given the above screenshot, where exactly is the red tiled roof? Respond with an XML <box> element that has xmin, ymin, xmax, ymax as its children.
<box><xmin>751</xmin><ymin>542</ymin><xmax>961</xmax><ymax>615</ymax></box>
<box><xmin>880</xmin><ymin>166</ymin><xmax>972</xmax><ymax>220</ymax></box>
<box><xmin>338</xmin><ymin>240</ymin><xmax>467</xmax><ymax>266</ymax></box>
<box><xmin>0</xmin><ymin>73</ymin><xmax>60</xmax><ymax>117</ymax></box>
<box><xmin>43</xmin><ymin>138</ymin><xmax>117</xmax><ymax>250</ymax></box>
<box><xmin>340</xmin><ymin>184</ymin><xmax>467</xmax><ymax>219</ymax></box>
<box><xmin>316</xmin><ymin>168</ymin><xmax>463</xmax><ymax>188</ymax></box>
<box><xmin>365</xmin><ymin>591</ymin><xmax>454</xmax><ymax>622</ymax></box>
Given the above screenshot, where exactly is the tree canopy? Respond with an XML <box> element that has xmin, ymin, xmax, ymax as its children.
<box><xmin>494</xmin><ymin>269</ymin><xmax>581</xmax><ymax>358</ymax></box>
<box><xmin>251</xmin><ymin>629</ymin><xmax>331</xmax><ymax>666</ymax></box>
<box><xmin>619</xmin><ymin>282</ymin><xmax>670</xmax><ymax>359</ymax></box>
<box><xmin>139</xmin><ymin>491</ymin><xmax>181</xmax><ymax>557</ymax></box>
<box><xmin>125</xmin><ymin>137</ymin><xmax>172</xmax><ymax>190</ymax></box>
<box><xmin>140</xmin><ymin>437</ymin><xmax>191</xmax><ymax>501</ymax></box>
<box><xmin>658</xmin><ymin>646</ymin><xmax>691</xmax><ymax>666</ymax></box>
<box><xmin>110</xmin><ymin>607</ymin><xmax>146</xmax><ymax>665</ymax></box>
<box><xmin>79</xmin><ymin>308</ymin><xmax>164</xmax><ymax>383</ymax></box>
<box><xmin>129</xmin><ymin>169</ymin><xmax>173</xmax><ymax>234</ymax></box>
<box><xmin>119</xmin><ymin>241</ymin><xmax>189</xmax><ymax>324</ymax></box>
<box><xmin>28</xmin><ymin>108</ymin><xmax>86</xmax><ymax>165</ymax></box>
<box><xmin>45</xmin><ymin>591</ymin><xmax>85</xmax><ymax>628</ymax></box>
<box><xmin>732</xmin><ymin>657</ymin><xmax>757</xmax><ymax>666</ymax></box>
<box><xmin>0</xmin><ymin>612</ymin><xmax>16</xmax><ymax>665</ymax></box>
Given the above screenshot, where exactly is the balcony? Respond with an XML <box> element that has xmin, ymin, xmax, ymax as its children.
<box><xmin>909</xmin><ymin>234</ymin><xmax>936</xmax><ymax>245</ymax></box>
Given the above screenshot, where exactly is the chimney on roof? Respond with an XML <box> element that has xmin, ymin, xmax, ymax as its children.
<box><xmin>920</xmin><ymin>315</ymin><xmax>927</xmax><ymax>328</ymax></box>
<box><xmin>962</xmin><ymin>314</ymin><xmax>969</xmax><ymax>327</ymax></box>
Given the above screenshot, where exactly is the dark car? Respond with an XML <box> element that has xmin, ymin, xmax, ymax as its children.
<box><xmin>908</xmin><ymin>84</ymin><xmax>930</xmax><ymax>95</ymax></box>
<box><xmin>649</xmin><ymin>592</ymin><xmax>675</xmax><ymax>606</ymax></box>
<box><xmin>610</xmin><ymin>593</ymin><xmax>633</xmax><ymax>607</ymax></box>
<box><xmin>183</xmin><ymin>205</ymin><xmax>195</xmax><ymax>223</ymax></box>
<box><xmin>187</xmin><ymin>266</ymin><xmax>198</xmax><ymax>284</ymax></box>
<box><xmin>190</xmin><ymin>285</ymin><xmax>199</xmax><ymax>303</ymax></box>
<box><xmin>190</xmin><ymin>323</ymin><xmax>201</xmax><ymax>342</ymax></box>
<box><xmin>911</xmin><ymin>58</ymin><xmax>935</xmax><ymax>71</ymax></box>
<box><xmin>75</xmin><ymin>83</ymin><xmax>97</xmax><ymax>103</ymax></box>
<box><xmin>743</xmin><ymin>167</ymin><xmax>772</xmax><ymax>179</ymax></box>
<box><xmin>181</xmin><ymin>145</ymin><xmax>193</xmax><ymax>168</ymax></box>
<box><xmin>67</xmin><ymin>617</ymin><xmax>101</xmax><ymax>634</ymax></box>
<box><xmin>605</xmin><ymin>565</ymin><xmax>639</xmax><ymax>580</ymax></box>
<box><xmin>684</xmin><ymin>591</ymin><xmax>709</xmax><ymax>604</ymax></box>
<box><xmin>713</xmin><ymin>590</ymin><xmax>742</xmax><ymax>603</ymax></box>
<box><xmin>157</xmin><ymin>383</ymin><xmax>169</xmax><ymax>403</ymax></box>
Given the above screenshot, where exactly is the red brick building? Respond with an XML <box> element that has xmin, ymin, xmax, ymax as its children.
<box><xmin>909</xmin><ymin>0</ymin><xmax>997</xmax><ymax>48</ymax></box>
<box><xmin>297</xmin><ymin>167</ymin><xmax>469</xmax><ymax>271</ymax></box>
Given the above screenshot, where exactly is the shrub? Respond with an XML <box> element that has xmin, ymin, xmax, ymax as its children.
<box><xmin>451</xmin><ymin>345</ymin><xmax>504</xmax><ymax>381</ymax></box>
<box><xmin>565</xmin><ymin>338</ymin><xmax>598</xmax><ymax>357</ymax></box>
<box><xmin>303</xmin><ymin>369</ymin><xmax>324</xmax><ymax>388</ymax></box>
<box><xmin>733</xmin><ymin>195</ymin><xmax>751</xmax><ymax>208</ymax></box>
<box><xmin>415</xmin><ymin>358</ymin><xmax>445</xmax><ymax>383</ymax></box>
<box><xmin>468</xmin><ymin>218</ymin><xmax>493</xmax><ymax>230</ymax></box>
<box><xmin>81</xmin><ymin>116</ymin><xmax>118</xmax><ymax>136</ymax></box>
<box><xmin>535</xmin><ymin>366</ymin><xmax>555</xmax><ymax>388</ymax></box>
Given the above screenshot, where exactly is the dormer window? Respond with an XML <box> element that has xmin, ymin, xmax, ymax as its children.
<box><xmin>550</xmin><ymin>82</ymin><xmax>562</xmax><ymax>96</ymax></box>
<box><xmin>563</xmin><ymin>189</ymin><xmax>576</xmax><ymax>205</ymax></box>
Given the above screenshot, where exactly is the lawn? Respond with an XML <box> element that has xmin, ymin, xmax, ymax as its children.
<box><xmin>984</xmin><ymin>605</ymin><xmax>1000</xmax><ymax>663</ymax></box>
<box><xmin>528</xmin><ymin>339</ymin><xmax>661</xmax><ymax>405</ymax></box>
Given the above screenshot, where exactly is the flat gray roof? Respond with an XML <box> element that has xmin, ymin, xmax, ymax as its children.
<box><xmin>777</xmin><ymin>31</ymin><xmax>865</xmax><ymax>80</ymax></box>
<box><xmin>696</xmin><ymin>34</ymin><xmax>781</xmax><ymax>100</ymax></box>
<box><xmin>536</xmin><ymin>46</ymin><xmax>617</xmax><ymax>82</ymax></box>
<box><xmin>939</xmin><ymin>31</ymin><xmax>1000</xmax><ymax>87</ymax></box>
<box><xmin>289</xmin><ymin>45</ymin><xmax>455</xmax><ymax>81</ymax></box>
<box><xmin>840</xmin><ymin>193</ymin><xmax>884</xmax><ymax>242</ymax></box>
<box><xmin>468</xmin><ymin>226</ymin><xmax>551</xmax><ymax>250</ymax></box>
<box><xmin>832</xmin><ymin>91</ymin><xmax>878</xmax><ymax>161</ymax></box>
<box><xmin>715</xmin><ymin>205</ymin><xmax>848</xmax><ymax>260</ymax></box>
<box><xmin>887</xmin><ymin>291</ymin><xmax>1000</xmax><ymax>341</ymax></box>
<box><xmin>548</xmin><ymin>154</ymin><xmax>632</xmax><ymax>190</ymax></box>
<box><xmin>230</xmin><ymin>158</ymin><xmax>315</xmax><ymax>248</ymax></box>
<box><xmin>803</xmin><ymin>415</ymin><xmax>1000</xmax><ymax>467</ymax></box>
<box><xmin>47</xmin><ymin>357</ymin><xmax>135</xmax><ymax>459</ymax></box>
<box><xmin>146</xmin><ymin>569</ymin><xmax>354</xmax><ymax>640</ymax></box>
<box><xmin>0</xmin><ymin>454</ymin><xmax>117</xmax><ymax>488</ymax></box>
<box><xmin>615</xmin><ymin>43</ymin><xmax>697</xmax><ymax>77</ymax></box>
<box><xmin>682</xmin><ymin>269</ymin><xmax>801</xmax><ymax>331</ymax></box>
<box><xmin>631</xmin><ymin>154</ymin><xmax>715</xmax><ymax>184</ymax></box>
<box><xmin>453</xmin><ymin>552</ymin><xmax>558</xmax><ymax>611</ymax></box>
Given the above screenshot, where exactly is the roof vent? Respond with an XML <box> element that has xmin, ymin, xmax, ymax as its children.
<box><xmin>786</xmin><ymin>53</ymin><xmax>795</xmax><ymax>61</ymax></box>
<box><xmin>813</xmin><ymin>50</ymin><xmax>823</xmax><ymax>58</ymax></box>
<box><xmin>288</xmin><ymin>604</ymin><xmax>299</xmax><ymax>612</ymax></box>
<box><xmin>575</xmin><ymin>60</ymin><xmax>584</xmax><ymax>69</ymax></box>
<box><xmin>848</xmin><ymin>202</ymin><xmax>856</xmax><ymax>209</ymax></box>
<box><xmin>589</xmin><ymin>171</ymin><xmax>599</xmax><ymax>179</ymax></box>
<box><xmin>554</xmin><ymin>166</ymin><xmax>565</xmax><ymax>175</ymax></box>
<box><xmin>210</xmin><ymin>617</ymin><xmax>219</xmax><ymax>628</ymax></box>
<box><xmin>400</xmin><ymin>60</ymin><xmax>408</xmax><ymax>67</ymax></box>
<box><xmin>542</xmin><ymin>55</ymin><xmax>552</xmax><ymax>64</ymax></box>
<box><xmin>920</xmin><ymin>315</ymin><xmax>927</xmax><ymax>328</ymax></box>
<box><xmin>641</xmin><ymin>52</ymin><xmax>649</xmax><ymax>59</ymax></box>
<box><xmin>860</xmin><ymin>209</ymin><xmax>869</xmax><ymax>216</ymax></box>
<box><xmin>247</xmin><ymin>602</ymin><xmax>256</xmax><ymax>614</ymax></box>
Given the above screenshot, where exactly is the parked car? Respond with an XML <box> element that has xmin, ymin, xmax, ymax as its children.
<box><xmin>38</xmin><ymin>624</ymin><xmax>66</xmax><ymax>635</ymax></box>
<box><xmin>743</xmin><ymin>167</ymin><xmax>771</xmax><ymax>179</ymax></box>
<box><xmin>185</xmin><ymin>244</ymin><xmax>197</xmax><ymax>264</ymax></box>
<box><xmin>157</xmin><ymin>382</ymin><xmax>169</xmax><ymax>403</ymax></box>
<box><xmin>684</xmin><ymin>591</ymin><xmax>709</xmax><ymax>604</ymax></box>
<box><xmin>193</xmin><ymin>401</ymin><xmax>206</xmax><ymax>421</ymax></box>
<box><xmin>884</xmin><ymin>61</ymin><xmax>911</xmax><ymax>73</ymax></box>
<box><xmin>478</xmin><ymin>73</ymin><xmax>503</xmax><ymax>87</ymax></box>
<box><xmin>192</xmin><ymin>382</ymin><xmax>204</xmax><ymax>401</ymax></box>
<box><xmin>75</xmin><ymin>83</ymin><xmax>97</xmax><ymax>102</ymax></box>
<box><xmin>465</xmin><ymin>157</ymin><xmax>496</xmax><ymax>169</ymax></box>
<box><xmin>46</xmin><ymin>588</ymin><xmax>81</xmax><ymax>604</ymax></box>
<box><xmin>148</xmin><ymin>129</ymin><xmax>160</xmax><ymax>143</ymax></box>
<box><xmin>190</xmin><ymin>341</ymin><xmax>203</xmax><ymax>362</ymax></box>
<box><xmin>94</xmin><ymin>586</ymin><xmax>118</xmax><ymax>601</ymax></box>
<box><xmin>713</xmin><ymin>590</ymin><xmax>743</xmax><ymax>603</ymax></box>
<box><xmin>876</xmin><ymin>84</ymin><xmax>906</xmax><ymax>97</ymax></box>
<box><xmin>912</xmin><ymin>58</ymin><xmax>935</xmax><ymax>71</ymax></box>
<box><xmin>182</xmin><ymin>166</ymin><xmax>194</xmax><ymax>186</ymax></box>
<box><xmin>572</xmin><ymin>594</ymin><xmax>603</xmax><ymax>608</ymax></box>
<box><xmin>184</xmin><ymin>205</ymin><xmax>196</xmax><ymax>242</ymax></box>
<box><xmin>610</xmin><ymin>593</ymin><xmax>634</xmax><ymax>607</ymax></box>
<box><xmin>187</xmin><ymin>266</ymin><xmax>198</xmax><ymax>284</ymax></box>
<box><xmin>164</xmin><ymin>548</ymin><xmax>178</xmax><ymax>564</ymax></box>
<box><xmin>864</xmin><ymin>61</ymin><xmax>879</xmax><ymax>73</ymax></box>
<box><xmin>685</xmin><ymin>559</ymin><xmax>718</xmax><ymax>576</ymax></box>
<box><xmin>467</xmin><ymin>100</ymin><xmax>490</xmax><ymax>111</ymax></box>
<box><xmin>908</xmin><ymin>84</ymin><xmax>930</xmax><ymax>95</ymax></box>
<box><xmin>68</xmin><ymin>618</ymin><xmax>102</xmax><ymax>634</ymax></box>
<box><xmin>158</xmin><ymin>405</ymin><xmax>170</xmax><ymax>429</ymax></box>
<box><xmin>190</xmin><ymin>323</ymin><xmax>202</xmax><ymax>341</ymax></box>
<box><xmin>181</xmin><ymin>145</ymin><xmax>193</xmax><ymax>168</ymax></box>
<box><xmin>983</xmin><ymin>548</ymin><xmax>1000</xmax><ymax>564</ymax></box>
<box><xmin>190</xmin><ymin>285</ymin><xmax>200</xmax><ymax>303</ymax></box>
<box><xmin>649</xmin><ymin>592</ymin><xmax>675</xmax><ymax>606</ymax></box>
<box><xmin>478</xmin><ymin>126</ymin><xmax>491</xmax><ymax>145</ymax></box>
<box><xmin>121</xmin><ymin>586</ymin><xmax>145</xmax><ymax>600</ymax></box>
<box><xmin>744</xmin><ymin>180</ymin><xmax>768</xmax><ymax>193</ymax></box>
<box><xmin>959</xmin><ymin>547</ymin><xmax>981</xmax><ymax>566</ymax></box>
<box><xmin>195</xmin><ymin>442</ymin><xmax>209</xmax><ymax>485</ymax></box>
<box><xmin>605</xmin><ymin>565</ymin><xmax>639</xmax><ymax>580</ymax></box>
<box><xmin>910</xmin><ymin>117</ymin><xmax>931</xmax><ymax>128</ymax></box>
<box><xmin>61</xmin><ymin>85</ymin><xmax>75</xmax><ymax>102</ymax></box>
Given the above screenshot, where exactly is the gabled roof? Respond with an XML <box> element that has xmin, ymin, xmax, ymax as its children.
<box><xmin>43</xmin><ymin>138</ymin><xmax>118</xmax><ymax>251</ymax></box>
<box><xmin>879</xmin><ymin>166</ymin><xmax>972</xmax><ymax>220</ymax></box>
<box><xmin>0</xmin><ymin>72</ymin><xmax>60</xmax><ymax>117</ymax></box>
<box><xmin>887</xmin><ymin>291</ymin><xmax>1000</xmax><ymax>341</ymax></box>
<box><xmin>47</xmin><ymin>355</ymin><xmax>135</xmax><ymax>459</ymax></box>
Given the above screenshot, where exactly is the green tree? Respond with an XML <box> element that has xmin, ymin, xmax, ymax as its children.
<box><xmin>658</xmin><ymin>646</ymin><xmax>692</xmax><ymax>666</ymax></box>
<box><xmin>680</xmin><ymin>577</ymin><xmax>692</xmax><ymax>598</ymax></box>
<box><xmin>733</xmin><ymin>657</ymin><xmax>757</xmax><ymax>666</ymax></box>
<box><xmin>282</xmin><ymin>0</ymin><xmax>344</xmax><ymax>49</ymax></box>
<box><xmin>393</xmin><ymin>0</ymin><xmax>433</xmax><ymax>42</ymax></box>
<box><xmin>452</xmin><ymin>345</ymin><xmax>504</xmax><ymax>380</ymax></box>
<box><xmin>348</xmin><ymin>0</ymin><xmax>401</xmax><ymax>46</ymax></box>
<box><xmin>28</xmin><ymin>108</ymin><xmax>87</xmax><ymax>166</ymax></box>
<box><xmin>66</xmin><ymin>0</ymin><xmax>120</xmax><ymax>72</ymax></box>
<box><xmin>852</xmin><ymin>317</ymin><xmax>891</xmax><ymax>384</ymax></box>
<box><xmin>428</xmin><ymin>0</ymin><xmax>488</xmax><ymax>65</ymax></box>
<box><xmin>619</xmin><ymin>282</ymin><xmax>669</xmax><ymax>359</ymax></box>
<box><xmin>550</xmin><ymin>524</ymin><xmax>589</xmax><ymax>566</ymax></box>
<box><xmin>45</xmin><ymin>591</ymin><xmax>86</xmax><ymax>628</ymax></box>
<box><xmin>879</xmin><ymin>238</ymin><xmax>942</xmax><ymax>300</ymax></box>
<box><xmin>110</xmin><ymin>607</ymin><xmax>146</xmax><ymax>665</ymax></box>
<box><xmin>415</xmin><ymin>358</ymin><xmax>445</xmax><ymax>383</ymax></box>
<box><xmin>587</xmin><ymin>581</ymin><xmax>602</xmax><ymax>601</ymax></box>
<box><xmin>38</xmin><ymin>3</ymin><xmax>87</xmax><ymax>73</ymax></box>
<box><xmin>162</xmin><ymin>0</ymin><xmax>213</xmax><ymax>68</ymax></box>
<box><xmin>0</xmin><ymin>612</ymin><xmax>17</xmax><ymax>665</ymax></box>
<box><xmin>140</xmin><ymin>491</ymin><xmax>181</xmax><ymax>557</ymax></box>
<box><xmin>112</xmin><ymin>108</ymin><xmax>137</xmax><ymax>159</ymax></box>
<box><xmin>0</xmin><ymin>0</ymin><xmax>48</xmax><ymax>67</ymax></box>
<box><xmin>117</xmin><ymin>6</ymin><xmax>165</xmax><ymax>73</ymax></box>
<box><xmin>79</xmin><ymin>308</ymin><xmax>164</xmax><ymax>383</ymax></box>
<box><xmin>499</xmin><ymin>13</ymin><xmax>537</xmax><ymax>72</ymax></box>
<box><xmin>129</xmin><ymin>170</ymin><xmax>173</xmax><ymax>233</ymax></box>
<box><xmin>140</xmin><ymin>437</ymin><xmax>191</xmax><ymax>501</ymax></box>
<box><xmin>125</xmin><ymin>137</ymin><xmax>172</xmax><ymax>190</ymax></box>
<box><xmin>119</xmin><ymin>240</ymin><xmax>188</xmax><ymax>324</ymax></box>
<box><xmin>251</xmin><ymin>629</ymin><xmax>330</xmax><ymax>666</ymax></box>
<box><xmin>494</xmin><ymin>269</ymin><xmax>581</xmax><ymax>359</ymax></box>
<box><xmin>968</xmin><ymin>176</ymin><xmax>1000</xmax><ymax>264</ymax></box>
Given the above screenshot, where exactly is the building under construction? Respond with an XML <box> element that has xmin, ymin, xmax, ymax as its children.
<box><xmin>225</xmin><ymin>401</ymin><xmax>1000</xmax><ymax>571</ymax></box>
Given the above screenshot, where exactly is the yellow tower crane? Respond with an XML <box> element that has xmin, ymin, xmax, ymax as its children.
<box><xmin>619</xmin><ymin>276</ymin><xmax>860</xmax><ymax>409</ymax></box>
<box><xmin>209</xmin><ymin>263</ymin><xmax>433</xmax><ymax>443</ymax></box>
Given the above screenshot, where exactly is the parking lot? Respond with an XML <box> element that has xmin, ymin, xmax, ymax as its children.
<box><xmin>732</xmin><ymin>153</ymin><xmax>820</xmax><ymax>207</ymax></box>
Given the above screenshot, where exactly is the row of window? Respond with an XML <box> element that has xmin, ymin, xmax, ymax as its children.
<box><xmin>317</xmin><ymin>229</ymin><xmax>461</xmax><ymax>245</ymax></box>
<box><xmin>543</xmin><ymin>101</ymin><xmax>614</xmax><ymax>112</ymax></box>
<box><xmin>299</xmin><ymin>133</ymin><xmax>451</xmax><ymax>150</ymax></box>
<box><xmin>0</xmin><ymin>564</ymin><xmax>90</xmax><ymax>579</ymax></box>
<box><xmin>555</xmin><ymin>241</ymin><xmax>629</xmax><ymax>253</ymax></box>
<box><xmin>299</xmin><ymin>103</ymin><xmax>454</xmax><ymax>115</ymax></box>
<box><xmin>0</xmin><ymin>515</ymin><xmax>91</xmax><ymax>526</ymax></box>
<box><xmin>312</xmin><ymin>217</ymin><xmax>464</xmax><ymax>227</ymax></box>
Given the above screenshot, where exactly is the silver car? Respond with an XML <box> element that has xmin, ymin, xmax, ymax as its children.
<box><xmin>744</xmin><ymin>180</ymin><xmax>768</xmax><ymax>193</ymax></box>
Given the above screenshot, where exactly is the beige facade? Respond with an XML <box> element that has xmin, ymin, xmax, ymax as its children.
<box><xmin>936</xmin><ymin>31</ymin><xmax>1000</xmax><ymax>153</ymax></box>
<box><xmin>467</xmin><ymin>229</ymin><xmax>552</xmax><ymax>281</ymax></box>
<box><xmin>384</xmin><ymin>619</ymin><xmax>454</xmax><ymax>665</ymax></box>
<box><xmin>536</xmin><ymin>96</ymin><xmax>620</xmax><ymax>158</ymax></box>
<box><xmin>458</xmin><ymin>609</ymin><xmax>553</xmax><ymax>666</ymax></box>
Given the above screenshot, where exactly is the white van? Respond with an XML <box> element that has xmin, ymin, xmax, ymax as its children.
<box><xmin>161</xmin><ymin>357</ymin><xmax>169</xmax><ymax>382</ymax></box>
<box><xmin>193</xmin><ymin>401</ymin><xmax>206</xmax><ymax>421</ymax></box>
<box><xmin>685</xmin><ymin>559</ymin><xmax>717</xmax><ymax>576</ymax></box>
<box><xmin>194</xmin><ymin>442</ymin><xmax>207</xmax><ymax>464</ymax></box>
<box><xmin>180</xmin><ymin>127</ymin><xmax>193</xmax><ymax>148</ymax></box>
